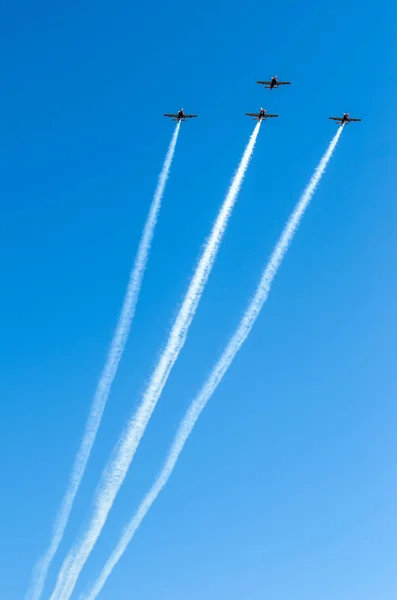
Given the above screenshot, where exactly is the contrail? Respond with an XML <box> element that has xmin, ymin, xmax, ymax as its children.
<box><xmin>49</xmin><ymin>122</ymin><xmax>262</xmax><ymax>600</ymax></box>
<box><xmin>25</xmin><ymin>123</ymin><xmax>181</xmax><ymax>600</ymax></box>
<box><xmin>80</xmin><ymin>126</ymin><xmax>344</xmax><ymax>600</ymax></box>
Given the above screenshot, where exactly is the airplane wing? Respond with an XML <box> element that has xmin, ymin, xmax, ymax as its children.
<box><xmin>329</xmin><ymin>117</ymin><xmax>342</xmax><ymax>121</ymax></box>
<box><xmin>349</xmin><ymin>118</ymin><xmax>361</xmax><ymax>122</ymax></box>
<box><xmin>277</xmin><ymin>81</ymin><xmax>291</xmax><ymax>85</ymax></box>
<box><xmin>164</xmin><ymin>113</ymin><xmax>178</xmax><ymax>118</ymax></box>
<box><xmin>245</xmin><ymin>112</ymin><xmax>260</xmax><ymax>117</ymax></box>
<box><xmin>264</xmin><ymin>114</ymin><xmax>278</xmax><ymax>118</ymax></box>
<box><xmin>183</xmin><ymin>114</ymin><xmax>197</xmax><ymax>119</ymax></box>
<box><xmin>256</xmin><ymin>81</ymin><xmax>272</xmax><ymax>85</ymax></box>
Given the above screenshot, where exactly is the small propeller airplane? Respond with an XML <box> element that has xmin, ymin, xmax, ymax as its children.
<box><xmin>329</xmin><ymin>112</ymin><xmax>361</xmax><ymax>125</ymax></box>
<box><xmin>164</xmin><ymin>108</ymin><xmax>197</xmax><ymax>122</ymax></box>
<box><xmin>256</xmin><ymin>75</ymin><xmax>291</xmax><ymax>90</ymax></box>
<box><xmin>245</xmin><ymin>108</ymin><xmax>278</xmax><ymax>122</ymax></box>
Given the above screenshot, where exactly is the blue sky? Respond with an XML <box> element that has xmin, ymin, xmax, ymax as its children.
<box><xmin>1</xmin><ymin>0</ymin><xmax>396</xmax><ymax>598</ymax></box>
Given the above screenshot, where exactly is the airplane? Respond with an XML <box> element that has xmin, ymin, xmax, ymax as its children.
<box><xmin>245</xmin><ymin>107</ymin><xmax>278</xmax><ymax>122</ymax></box>
<box><xmin>329</xmin><ymin>112</ymin><xmax>361</xmax><ymax>125</ymax></box>
<box><xmin>256</xmin><ymin>75</ymin><xmax>291</xmax><ymax>90</ymax></box>
<box><xmin>164</xmin><ymin>108</ymin><xmax>197</xmax><ymax>122</ymax></box>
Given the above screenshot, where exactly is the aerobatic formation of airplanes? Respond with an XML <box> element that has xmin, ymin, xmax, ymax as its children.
<box><xmin>164</xmin><ymin>78</ymin><xmax>361</xmax><ymax>125</ymax></box>
<box><xmin>245</xmin><ymin>108</ymin><xmax>278</xmax><ymax>122</ymax></box>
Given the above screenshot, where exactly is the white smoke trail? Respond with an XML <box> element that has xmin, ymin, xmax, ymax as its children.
<box><xmin>49</xmin><ymin>122</ymin><xmax>262</xmax><ymax>600</ymax></box>
<box><xmin>80</xmin><ymin>126</ymin><xmax>344</xmax><ymax>600</ymax></box>
<box><xmin>25</xmin><ymin>123</ymin><xmax>181</xmax><ymax>600</ymax></box>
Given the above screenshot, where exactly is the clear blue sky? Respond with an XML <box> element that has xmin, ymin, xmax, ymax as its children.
<box><xmin>1</xmin><ymin>0</ymin><xmax>396</xmax><ymax>598</ymax></box>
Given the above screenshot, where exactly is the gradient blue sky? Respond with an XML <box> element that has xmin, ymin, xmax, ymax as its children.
<box><xmin>1</xmin><ymin>0</ymin><xmax>396</xmax><ymax>598</ymax></box>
